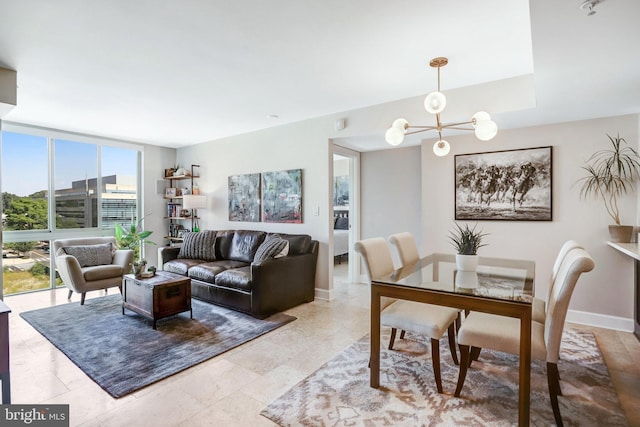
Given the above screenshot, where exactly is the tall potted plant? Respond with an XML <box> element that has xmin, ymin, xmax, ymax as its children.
<box><xmin>578</xmin><ymin>134</ymin><xmax>640</xmax><ymax>243</ymax></box>
<box><xmin>449</xmin><ymin>222</ymin><xmax>488</xmax><ymax>272</ymax></box>
<box><xmin>115</xmin><ymin>214</ymin><xmax>156</xmax><ymax>274</ymax></box>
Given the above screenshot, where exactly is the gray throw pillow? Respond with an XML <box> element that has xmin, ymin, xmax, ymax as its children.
<box><xmin>254</xmin><ymin>234</ymin><xmax>289</xmax><ymax>262</ymax></box>
<box><xmin>178</xmin><ymin>230</ymin><xmax>216</xmax><ymax>261</ymax></box>
<box><xmin>63</xmin><ymin>243</ymin><xmax>113</xmax><ymax>267</ymax></box>
<box><xmin>334</xmin><ymin>217</ymin><xmax>349</xmax><ymax>230</ymax></box>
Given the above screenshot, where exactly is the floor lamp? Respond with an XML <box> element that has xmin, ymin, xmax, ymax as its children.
<box><xmin>182</xmin><ymin>194</ymin><xmax>207</xmax><ymax>232</ymax></box>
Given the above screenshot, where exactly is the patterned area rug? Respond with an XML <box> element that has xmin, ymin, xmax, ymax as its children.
<box><xmin>21</xmin><ymin>295</ymin><xmax>295</xmax><ymax>398</ymax></box>
<box><xmin>262</xmin><ymin>330</ymin><xmax>628</xmax><ymax>426</ymax></box>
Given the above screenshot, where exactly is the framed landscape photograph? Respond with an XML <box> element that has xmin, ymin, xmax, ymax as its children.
<box><xmin>228</xmin><ymin>173</ymin><xmax>261</xmax><ymax>222</ymax></box>
<box><xmin>454</xmin><ymin>146</ymin><xmax>552</xmax><ymax>221</ymax></box>
<box><xmin>262</xmin><ymin>169</ymin><xmax>303</xmax><ymax>223</ymax></box>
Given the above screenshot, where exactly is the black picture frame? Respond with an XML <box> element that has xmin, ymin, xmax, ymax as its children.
<box><xmin>454</xmin><ymin>146</ymin><xmax>552</xmax><ymax>221</ymax></box>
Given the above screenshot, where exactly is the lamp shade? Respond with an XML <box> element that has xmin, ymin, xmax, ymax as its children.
<box><xmin>183</xmin><ymin>194</ymin><xmax>207</xmax><ymax>210</ymax></box>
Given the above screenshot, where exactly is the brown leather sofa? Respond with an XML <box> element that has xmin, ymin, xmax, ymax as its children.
<box><xmin>158</xmin><ymin>230</ymin><xmax>318</xmax><ymax>318</ymax></box>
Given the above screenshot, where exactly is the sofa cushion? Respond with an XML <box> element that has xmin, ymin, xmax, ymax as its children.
<box><xmin>214</xmin><ymin>230</ymin><xmax>235</xmax><ymax>260</ymax></box>
<box><xmin>62</xmin><ymin>243</ymin><xmax>113</xmax><ymax>267</ymax></box>
<box><xmin>279</xmin><ymin>234</ymin><xmax>312</xmax><ymax>255</ymax></box>
<box><xmin>188</xmin><ymin>260</ymin><xmax>250</xmax><ymax>284</ymax></box>
<box><xmin>163</xmin><ymin>259</ymin><xmax>205</xmax><ymax>276</ymax></box>
<box><xmin>228</xmin><ymin>230</ymin><xmax>266</xmax><ymax>263</ymax></box>
<box><xmin>254</xmin><ymin>234</ymin><xmax>289</xmax><ymax>262</ymax></box>
<box><xmin>214</xmin><ymin>266</ymin><xmax>252</xmax><ymax>292</ymax></box>
<box><xmin>178</xmin><ymin>230</ymin><xmax>216</xmax><ymax>261</ymax></box>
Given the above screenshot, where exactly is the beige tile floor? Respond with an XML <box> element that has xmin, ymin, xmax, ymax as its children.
<box><xmin>3</xmin><ymin>262</ymin><xmax>639</xmax><ymax>426</ymax></box>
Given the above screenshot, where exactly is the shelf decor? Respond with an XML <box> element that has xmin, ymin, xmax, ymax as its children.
<box><xmin>164</xmin><ymin>164</ymin><xmax>200</xmax><ymax>242</ymax></box>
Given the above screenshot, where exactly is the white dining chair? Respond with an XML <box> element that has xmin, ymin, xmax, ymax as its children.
<box><xmin>454</xmin><ymin>247</ymin><xmax>595</xmax><ymax>427</ymax></box>
<box><xmin>389</xmin><ymin>231</ymin><xmax>463</xmax><ymax>344</ymax></box>
<box><xmin>388</xmin><ymin>232</ymin><xmax>420</xmax><ymax>266</ymax></box>
<box><xmin>533</xmin><ymin>240</ymin><xmax>584</xmax><ymax>323</ymax></box>
<box><xmin>355</xmin><ymin>237</ymin><xmax>460</xmax><ymax>393</ymax></box>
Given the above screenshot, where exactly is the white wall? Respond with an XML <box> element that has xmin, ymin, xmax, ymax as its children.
<box><xmin>142</xmin><ymin>144</ymin><xmax>176</xmax><ymax>268</ymax></box>
<box><xmin>175</xmin><ymin>119</ymin><xmax>332</xmax><ymax>297</ymax></box>
<box><xmin>421</xmin><ymin>114</ymin><xmax>640</xmax><ymax>331</ymax></box>
<box><xmin>360</xmin><ymin>145</ymin><xmax>422</xmax><ymax>266</ymax></box>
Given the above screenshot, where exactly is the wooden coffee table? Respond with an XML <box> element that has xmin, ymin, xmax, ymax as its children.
<box><xmin>122</xmin><ymin>271</ymin><xmax>192</xmax><ymax>329</ymax></box>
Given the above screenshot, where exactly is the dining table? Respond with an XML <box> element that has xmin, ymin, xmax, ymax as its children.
<box><xmin>370</xmin><ymin>253</ymin><xmax>535</xmax><ymax>427</ymax></box>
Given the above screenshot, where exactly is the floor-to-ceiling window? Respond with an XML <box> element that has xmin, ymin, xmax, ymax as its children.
<box><xmin>1</xmin><ymin>123</ymin><xmax>142</xmax><ymax>297</ymax></box>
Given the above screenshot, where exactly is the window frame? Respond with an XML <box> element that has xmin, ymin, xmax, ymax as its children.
<box><xmin>0</xmin><ymin>121</ymin><xmax>144</xmax><ymax>297</ymax></box>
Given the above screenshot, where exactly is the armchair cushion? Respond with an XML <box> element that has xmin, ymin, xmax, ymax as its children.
<box><xmin>62</xmin><ymin>243</ymin><xmax>113</xmax><ymax>267</ymax></box>
<box><xmin>83</xmin><ymin>264</ymin><xmax>124</xmax><ymax>281</ymax></box>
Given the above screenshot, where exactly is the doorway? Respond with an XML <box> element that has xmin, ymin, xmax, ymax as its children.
<box><xmin>332</xmin><ymin>145</ymin><xmax>360</xmax><ymax>284</ymax></box>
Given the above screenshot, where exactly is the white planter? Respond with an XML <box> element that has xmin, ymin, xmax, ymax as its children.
<box><xmin>455</xmin><ymin>270</ymin><xmax>479</xmax><ymax>289</ymax></box>
<box><xmin>456</xmin><ymin>254</ymin><xmax>478</xmax><ymax>272</ymax></box>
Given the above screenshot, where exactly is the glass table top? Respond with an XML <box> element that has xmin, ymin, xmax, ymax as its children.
<box><xmin>376</xmin><ymin>253</ymin><xmax>535</xmax><ymax>304</ymax></box>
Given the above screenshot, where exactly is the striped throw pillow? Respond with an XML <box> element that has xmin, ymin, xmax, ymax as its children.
<box><xmin>254</xmin><ymin>234</ymin><xmax>289</xmax><ymax>262</ymax></box>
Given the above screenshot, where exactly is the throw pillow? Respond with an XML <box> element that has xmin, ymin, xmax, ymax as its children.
<box><xmin>334</xmin><ymin>217</ymin><xmax>349</xmax><ymax>230</ymax></box>
<box><xmin>178</xmin><ymin>230</ymin><xmax>216</xmax><ymax>261</ymax></box>
<box><xmin>254</xmin><ymin>234</ymin><xmax>289</xmax><ymax>262</ymax></box>
<box><xmin>63</xmin><ymin>243</ymin><xmax>113</xmax><ymax>267</ymax></box>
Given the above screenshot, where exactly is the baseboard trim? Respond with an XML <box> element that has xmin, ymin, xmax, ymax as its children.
<box><xmin>315</xmin><ymin>287</ymin><xmax>334</xmax><ymax>301</ymax></box>
<box><xmin>566</xmin><ymin>309</ymin><xmax>634</xmax><ymax>333</ymax></box>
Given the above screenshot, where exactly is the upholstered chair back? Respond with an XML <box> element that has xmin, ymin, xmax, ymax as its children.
<box><xmin>388</xmin><ymin>232</ymin><xmax>420</xmax><ymax>267</ymax></box>
<box><xmin>544</xmin><ymin>247</ymin><xmax>595</xmax><ymax>363</ymax></box>
<box><xmin>354</xmin><ymin>237</ymin><xmax>396</xmax><ymax>310</ymax></box>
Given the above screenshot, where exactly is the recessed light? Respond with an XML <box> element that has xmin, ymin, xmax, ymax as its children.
<box><xmin>267</xmin><ymin>114</ymin><xmax>279</xmax><ymax>119</ymax></box>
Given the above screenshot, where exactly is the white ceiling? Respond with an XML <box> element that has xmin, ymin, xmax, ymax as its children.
<box><xmin>0</xmin><ymin>0</ymin><xmax>638</xmax><ymax>150</ymax></box>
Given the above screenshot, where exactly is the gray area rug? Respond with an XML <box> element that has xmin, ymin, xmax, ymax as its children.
<box><xmin>262</xmin><ymin>329</ymin><xmax>628</xmax><ymax>426</ymax></box>
<box><xmin>20</xmin><ymin>294</ymin><xmax>295</xmax><ymax>398</ymax></box>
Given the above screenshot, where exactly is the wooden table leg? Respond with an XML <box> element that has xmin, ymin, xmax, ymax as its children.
<box><xmin>370</xmin><ymin>285</ymin><xmax>381</xmax><ymax>388</ymax></box>
<box><xmin>518</xmin><ymin>308</ymin><xmax>532</xmax><ymax>426</ymax></box>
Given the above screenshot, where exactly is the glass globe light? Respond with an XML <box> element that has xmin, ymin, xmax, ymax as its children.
<box><xmin>474</xmin><ymin>120</ymin><xmax>498</xmax><ymax>141</ymax></box>
<box><xmin>433</xmin><ymin>139</ymin><xmax>450</xmax><ymax>156</ymax></box>
<box><xmin>392</xmin><ymin>118</ymin><xmax>409</xmax><ymax>132</ymax></box>
<box><xmin>472</xmin><ymin>111</ymin><xmax>491</xmax><ymax>124</ymax></box>
<box><xmin>424</xmin><ymin>91</ymin><xmax>446</xmax><ymax>114</ymax></box>
<box><xmin>385</xmin><ymin>127</ymin><xmax>405</xmax><ymax>146</ymax></box>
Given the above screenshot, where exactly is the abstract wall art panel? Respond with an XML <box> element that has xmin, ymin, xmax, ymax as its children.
<box><xmin>262</xmin><ymin>169</ymin><xmax>303</xmax><ymax>223</ymax></box>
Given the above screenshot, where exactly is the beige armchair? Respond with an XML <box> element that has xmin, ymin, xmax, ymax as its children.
<box><xmin>54</xmin><ymin>237</ymin><xmax>134</xmax><ymax>305</ymax></box>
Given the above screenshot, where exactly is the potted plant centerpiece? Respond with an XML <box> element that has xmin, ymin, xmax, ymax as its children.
<box><xmin>115</xmin><ymin>214</ymin><xmax>156</xmax><ymax>276</ymax></box>
<box><xmin>449</xmin><ymin>222</ymin><xmax>488</xmax><ymax>272</ymax></box>
<box><xmin>578</xmin><ymin>134</ymin><xmax>640</xmax><ymax>243</ymax></box>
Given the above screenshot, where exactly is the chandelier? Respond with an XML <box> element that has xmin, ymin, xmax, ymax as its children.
<box><xmin>385</xmin><ymin>57</ymin><xmax>498</xmax><ymax>156</ymax></box>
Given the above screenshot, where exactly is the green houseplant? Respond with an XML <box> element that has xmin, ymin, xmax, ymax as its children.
<box><xmin>449</xmin><ymin>222</ymin><xmax>488</xmax><ymax>272</ymax></box>
<box><xmin>115</xmin><ymin>214</ymin><xmax>156</xmax><ymax>274</ymax></box>
<box><xmin>578</xmin><ymin>134</ymin><xmax>640</xmax><ymax>243</ymax></box>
